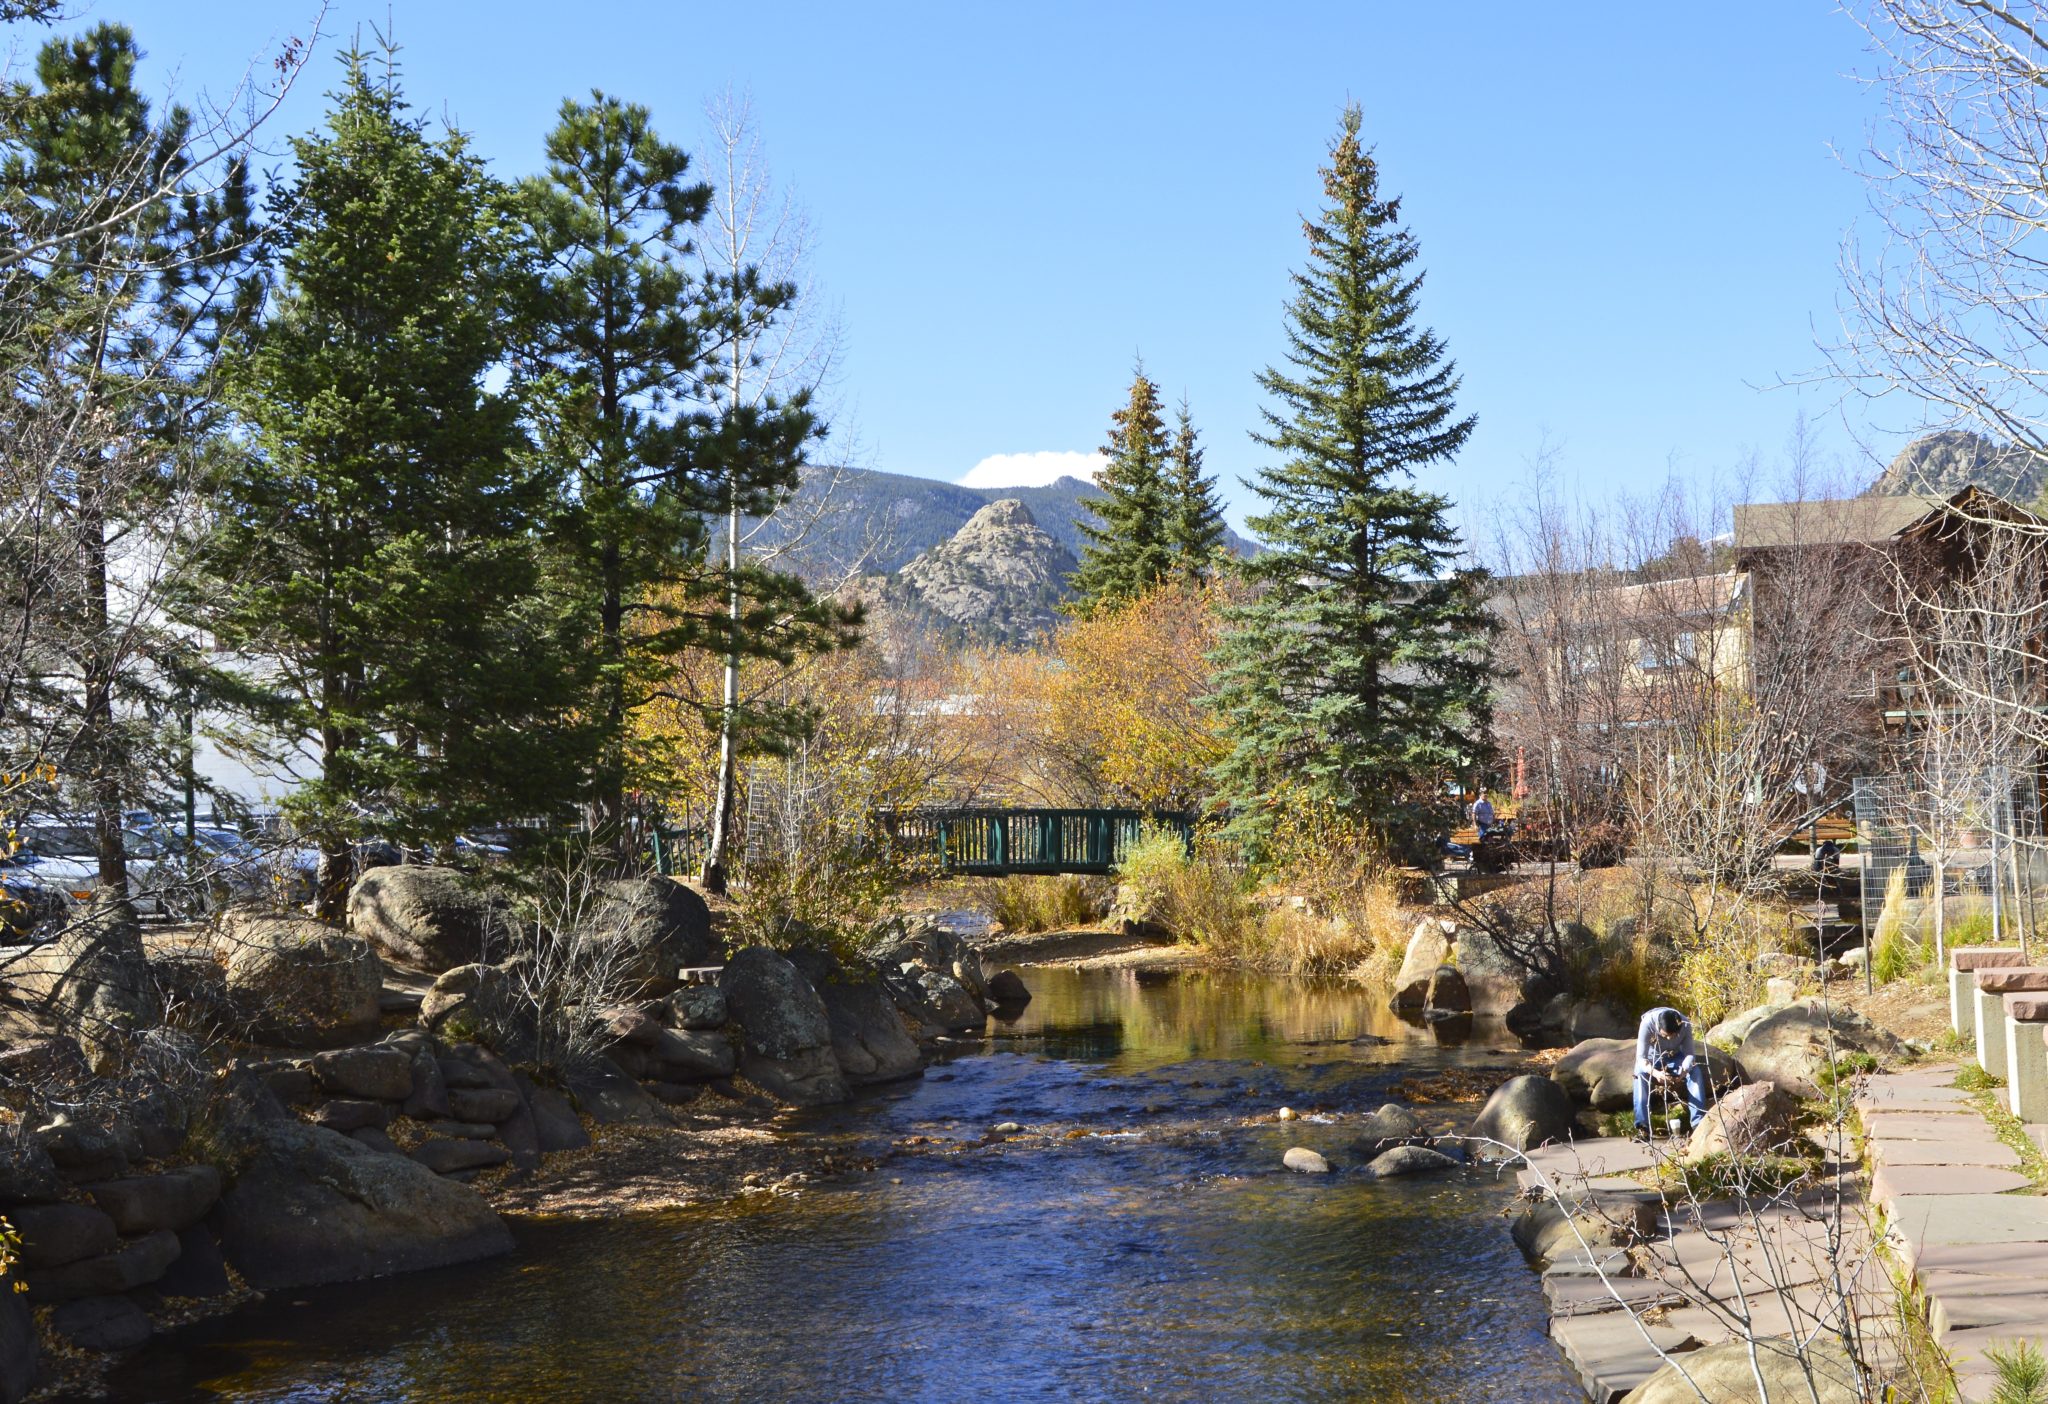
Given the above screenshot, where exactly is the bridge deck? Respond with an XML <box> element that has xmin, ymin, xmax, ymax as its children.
<box><xmin>878</xmin><ymin>808</ymin><xmax>1194</xmax><ymax>877</ymax></box>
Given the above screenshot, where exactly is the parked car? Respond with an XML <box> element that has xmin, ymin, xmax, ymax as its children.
<box><xmin>4</xmin><ymin>817</ymin><xmax>171</xmax><ymax>918</ymax></box>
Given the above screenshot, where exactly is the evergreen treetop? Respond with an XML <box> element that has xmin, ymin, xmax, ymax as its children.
<box><xmin>1165</xmin><ymin>396</ymin><xmax>1226</xmax><ymax>579</ymax></box>
<box><xmin>1070</xmin><ymin>362</ymin><xmax>1175</xmax><ymax>614</ymax></box>
<box><xmin>1209</xmin><ymin>104</ymin><xmax>1493</xmax><ymax>855</ymax></box>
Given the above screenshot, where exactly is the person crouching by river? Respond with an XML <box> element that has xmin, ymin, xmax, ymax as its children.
<box><xmin>1633</xmin><ymin>1006</ymin><xmax>1710</xmax><ymax>1139</ymax></box>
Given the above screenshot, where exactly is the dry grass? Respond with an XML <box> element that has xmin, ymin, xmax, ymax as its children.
<box><xmin>984</xmin><ymin>874</ymin><xmax>1108</xmax><ymax>933</ymax></box>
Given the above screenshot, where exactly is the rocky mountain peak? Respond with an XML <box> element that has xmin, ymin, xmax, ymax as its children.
<box><xmin>877</xmin><ymin>498</ymin><xmax>1077</xmax><ymax>647</ymax></box>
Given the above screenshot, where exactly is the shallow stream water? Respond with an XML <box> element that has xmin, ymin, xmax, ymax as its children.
<box><xmin>98</xmin><ymin>967</ymin><xmax>1581</xmax><ymax>1403</ymax></box>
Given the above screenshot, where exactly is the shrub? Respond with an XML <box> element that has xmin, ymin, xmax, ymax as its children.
<box><xmin>1667</xmin><ymin>906</ymin><xmax>1768</xmax><ymax>1028</ymax></box>
<box><xmin>1988</xmin><ymin>1339</ymin><xmax>2048</xmax><ymax>1404</ymax></box>
<box><xmin>1870</xmin><ymin>865</ymin><xmax>1920</xmax><ymax>985</ymax></box>
<box><xmin>985</xmin><ymin>875</ymin><xmax>1107</xmax><ymax>933</ymax></box>
<box><xmin>1114</xmin><ymin>821</ymin><xmax>1194</xmax><ymax>921</ymax></box>
<box><xmin>1576</xmin><ymin>934</ymin><xmax>1672</xmax><ymax>1015</ymax></box>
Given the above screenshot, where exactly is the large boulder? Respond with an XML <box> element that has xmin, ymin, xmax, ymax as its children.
<box><xmin>1425</xmin><ymin>963</ymin><xmax>1470</xmax><ymax>1015</ymax></box>
<box><xmin>5</xmin><ymin>897</ymin><xmax>158</xmax><ymax>1069</ymax></box>
<box><xmin>348</xmin><ymin>865</ymin><xmax>509</xmax><ymax>974</ymax></box>
<box><xmin>21</xmin><ymin>1228</ymin><xmax>179</xmax><ymax>1302</ymax></box>
<box><xmin>718</xmin><ymin>947</ymin><xmax>847</xmax><ymax>1106</ymax></box>
<box><xmin>1685</xmin><ymin>1080</ymin><xmax>1802</xmax><ymax>1163</ymax></box>
<box><xmin>1620</xmin><ymin>1339</ymin><xmax>1859</xmax><ymax>1403</ymax></box>
<box><xmin>1564</xmin><ymin>1000</ymin><xmax>1636</xmax><ymax>1041</ymax></box>
<box><xmin>7</xmin><ymin>1204</ymin><xmax>118</xmax><ymax>1269</ymax></box>
<box><xmin>1735</xmin><ymin>999</ymin><xmax>1904</xmax><ymax>1099</ymax></box>
<box><xmin>1391</xmin><ymin>920</ymin><xmax>1453</xmax><ymax>1011</ymax></box>
<box><xmin>815</xmin><ymin>973</ymin><xmax>922</xmax><ymax>1087</ymax></box>
<box><xmin>1451</xmin><ymin>930</ymin><xmax>1523</xmax><ymax>1015</ymax></box>
<box><xmin>209</xmin><ymin>1119</ymin><xmax>511</xmax><ymax>1289</ymax></box>
<box><xmin>220</xmin><ymin>911</ymin><xmax>383</xmax><ymax>1048</ymax></box>
<box><xmin>1511</xmin><ymin>1196</ymin><xmax>1658</xmax><ymax>1266</ymax></box>
<box><xmin>80</xmin><ymin>1166</ymin><xmax>222</xmax><ymax>1236</ymax></box>
<box><xmin>1551</xmin><ymin>1037</ymin><xmax>1746</xmax><ymax>1113</ymax></box>
<box><xmin>0</xmin><ymin>1131</ymin><xmax>60</xmax><ymax>1205</ymax></box>
<box><xmin>1470</xmin><ymin>1074</ymin><xmax>1575</xmax><ymax>1152</ymax></box>
<box><xmin>311</xmin><ymin>1047</ymin><xmax>414</xmax><ymax>1103</ymax></box>
<box><xmin>588</xmin><ymin>878</ymin><xmax>719</xmax><ymax>992</ymax></box>
<box><xmin>871</xmin><ymin>915</ymin><xmax>989</xmax><ymax>1006</ymax></box>
<box><xmin>1705</xmin><ymin>1002</ymin><xmax>1786</xmax><ymax>1050</ymax></box>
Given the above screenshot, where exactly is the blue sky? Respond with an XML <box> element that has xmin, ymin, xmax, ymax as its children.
<box><xmin>64</xmin><ymin>2</ymin><xmax>1902</xmax><ymax>537</ymax></box>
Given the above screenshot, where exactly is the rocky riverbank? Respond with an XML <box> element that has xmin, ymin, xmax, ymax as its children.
<box><xmin>0</xmin><ymin>868</ymin><xmax>1032</xmax><ymax>1402</ymax></box>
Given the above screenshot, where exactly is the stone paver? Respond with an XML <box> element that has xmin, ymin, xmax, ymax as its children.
<box><xmin>1854</xmin><ymin>1084</ymin><xmax>1971</xmax><ymax>1113</ymax></box>
<box><xmin>1888</xmin><ymin>1194</ymin><xmax>2048</xmax><ymax>1252</ymax></box>
<box><xmin>1868</xmin><ymin>1137</ymin><xmax>2021</xmax><ymax>1168</ymax></box>
<box><xmin>1872</xmin><ymin>1164</ymin><xmax>2032</xmax><ymax>1201</ymax></box>
<box><xmin>1859</xmin><ymin>1109</ymin><xmax>1994</xmax><ymax>1141</ymax></box>
<box><xmin>1549</xmin><ymin>1312</ymin><xmax>1696</xmax><ymax>1402</ymax></box>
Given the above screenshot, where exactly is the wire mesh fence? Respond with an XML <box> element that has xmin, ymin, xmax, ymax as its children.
<box><xmin>1851</xmin><ymin>767</ymin><xmax>2045</xmax><ymax>950</ymax></box>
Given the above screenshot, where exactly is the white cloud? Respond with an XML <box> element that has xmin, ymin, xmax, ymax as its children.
<box><xmin>955</xmin><ymin>450</ymin><xmax>1105</xmax><ymax>490</ymax></box>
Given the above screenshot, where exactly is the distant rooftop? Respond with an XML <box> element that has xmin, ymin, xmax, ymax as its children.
<box><xmin>1733</xmin><ymin>494</ymin><xmax>1948</xmax><ymax>552</ymax></box>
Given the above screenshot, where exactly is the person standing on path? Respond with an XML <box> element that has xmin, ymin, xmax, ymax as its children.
<box><xmin>1633</xmin><ymin>1006</ymin><xmax>1710</xmax><ymax>1137</ymax></box>
<box><xmin>1470</xmin><ymin>793</ymin><xmax>1496</xmax><ymax>839</ymax></box>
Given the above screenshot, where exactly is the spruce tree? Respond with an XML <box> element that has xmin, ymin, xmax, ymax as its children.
<box><xmin>1209</xmin><ymin>106</ymin><xmax>1493</xmax><ymax>855</ymax></box>
<box><xmin>192</xmin><ymin>52</ymin><xmax>588</xmax><ymax>916</ymax></box>
<box><xmin>1165</xmin><ymin>396</ymin><xmax>1226</xmax><ymax>579</ymax></box>
<box><xmin>1070</xmin><ymin>364</ymin><xmax>1174</xmax><ymax>614</ymax></box>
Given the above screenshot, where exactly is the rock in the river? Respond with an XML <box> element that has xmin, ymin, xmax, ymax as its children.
<box><xmin>1351</xmin><ymin>1103</ymin><xmax>1425</xmax><ymax>1160</ymax></box>
<box><xmin>7</xmin><ymin>1204</ymin><xmax>118</xmax><ymax>1269</ymax></box>
<box><xmin>1391</xmin><ymin>921</ymin><xmax>1454</xmax><ymax>1011</ymax></box>
<box><xmin>49</xmin><ymin>1295</ymin><xmax>150</xmax><ymax>1351</ymax></box>
<box><xmin>1735</xmin><ymin>999</ymin><xmax>1902</xmax><ymax>1099</ymax></box>
<box><xmin>1685</xmin><ymin>1080</ymin><xmax>1801</xmax><ymax>1163</ymax></box>
<box><xmin>5</xmin><ymin>897</ymin><xmax>158</xmax><ymax>1068</ymax></box>
<box><xmin>1450</xmin><ymin>930</ymin><xmax>1524</xmax><ymax>1015</ymax></box>
<box><xmin>348</xmin><ymin>866</ymin><xmax>511</xmax><ymax>973</ymax></box>
<box><xmin>210</xmin><ymin>1119</ymin><xmax>512</xmax><ymax>1289</ymax></box>
<box><xmin>1510</xmin><ymin>1196</ymin><xmax>1657</xmax><ymax>1266</ymax></box>
<box><xmin>1281</xmin><ymin>1146</ymin><xmax>1330</xmax><ymax>1174</ymax></box>
<box><xmin>1424</xmin><ymin>963</ymin><xmax>1470</xmax><ymax>1015</ymax></box>
<box><xmin>311</xmin><ymin>1046</ymin><xmax>414</xmax><ymax>1102</ymax></box>
<box><xmin>869</xmin><ymin>916</ymin><xmax>989</xmax><ymax>1033</ymax></box>
<box><xmin>718</xmin><ymin>947</ymin><xmax>848</xmax><ymax>1106</ymax></box>
<box><xmin>819</xmin><ymin>976</ymin><xmax>922</xmax><ymax>1085</ymax></box>
<box><xmin>1469</xmin><ymin>1075</ymin><xmax>1575</xmax><ymax>1153</ymax></box>
<box><xmin>1621</xmin><ymin>1338</ymin><xmax>1860</xmax><ymax>1403</ymax></box>
<box><xmin>986</xmin><ymin>969</ymin><xmax>1030</xmax><ymax>1005</ymax></box>
<box><xmin>80</xmin><ymin>1165</ymin><xmax>222</xmax><ymax>1235</ymax></box>
<box><xmin>1363</xmin><ymin>1145</ymin><xmax>1460</xmax><ymax>1179</ymax></box>
<box><xmin>221</xmin><ymin>910</ymin><xmax>383</xmax><ymax>1048</ymax></box>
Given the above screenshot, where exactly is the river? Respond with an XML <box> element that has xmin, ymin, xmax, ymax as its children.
<box><xmin>97</xmin><ymin>966</ymin><xmax>1581</xmax><ymax>1403</ymax></box>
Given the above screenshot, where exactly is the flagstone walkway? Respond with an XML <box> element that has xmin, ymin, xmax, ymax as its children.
<box><xmin>1856</xmin><ymin>1064</ymin><xmax>2048</xmax><ymax>1403</ymax></box>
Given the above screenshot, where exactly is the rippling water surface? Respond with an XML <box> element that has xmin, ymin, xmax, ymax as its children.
<box><xmin>101</xmin><ymin>967</ymin><xmax>1580</xmax><ymax>1403</ymax></box>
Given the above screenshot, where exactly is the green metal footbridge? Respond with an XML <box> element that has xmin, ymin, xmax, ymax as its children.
<box><xmin>875</xmin><ymin>808</ymin><xmax>1194</xmax><ymax>877</ymax></box>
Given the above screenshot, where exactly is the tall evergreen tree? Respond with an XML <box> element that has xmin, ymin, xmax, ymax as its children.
<box><xmin>1208</xmin><ymin>106</ymin><xmax>1493</xmax><ymax>854</ymax></box>
<box><xmin>192</xmin><ymin>52</ymin><xmax>587</xmax><ymax>917</ymax></box>
<box><xmin>1165</xmin><ymin>396</ymin><xmax>1226</xmax><ymax>579</ymax></box>
<box><xmin>521</xmin><ymin>93</ymin><xmax>847</xmax><ymax>864</ymax></box>
<box><xmin>1070</xmin><ymin>363</ymin><xmax>1174</xmax><ymax>614</ymax></box>
<box><xmin>2</xmin><ymin>24</ymin><xmax>258</xmax><ymax>891</ymax></box>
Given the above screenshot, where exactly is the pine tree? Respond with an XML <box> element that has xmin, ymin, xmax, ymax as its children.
<box><xmin>1165</xmin><ymin>396</ymin><xmax>1226</xmax><ymax>579</ymax></box>
<box><xmin>1070</xmin><ymin>364</ymin><xmax>1175</xmax><ymax>614</ymax></box>
<box><xmin>2</xmin><ymin>23</ymin><xmax>259</xmax><ymax>891</ymax></box>
<box><xmin>192</xmin><ymin>51</ymin><xmax>588</xmax><ymax>916</ymax></box>
<box><xmin>1208</xmin><ymin>106</ymin><xmax>1494</xmax><ymax>855</ymax></box>
<box><xmin>522</xmin><ymin>93</ymin><xmax>849</xmax><ymax>865</ymax></box>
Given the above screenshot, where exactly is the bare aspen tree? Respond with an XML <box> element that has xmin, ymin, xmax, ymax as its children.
<box><xmin>694</xmin><ymin>90</ymin><xmax>853</xmax><ymax>893</ymax></box>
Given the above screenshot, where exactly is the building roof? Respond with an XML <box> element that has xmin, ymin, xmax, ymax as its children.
<box><xmin>1732</xmin><ymin>494</ymin><xmax>1948</xmax><ymax>552</ymax></box>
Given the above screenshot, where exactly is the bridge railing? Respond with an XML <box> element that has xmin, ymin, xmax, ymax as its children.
<box><xmin>875</xmin><ymin>807</ymin><xmax>1194</xmax><ymax>877</ymax></box>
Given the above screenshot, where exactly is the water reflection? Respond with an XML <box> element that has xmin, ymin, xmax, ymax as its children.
<box><xmin>98</xmin><ymin>968</ymin><xmax>1580</xmax><ymax>1404</ymax></box>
